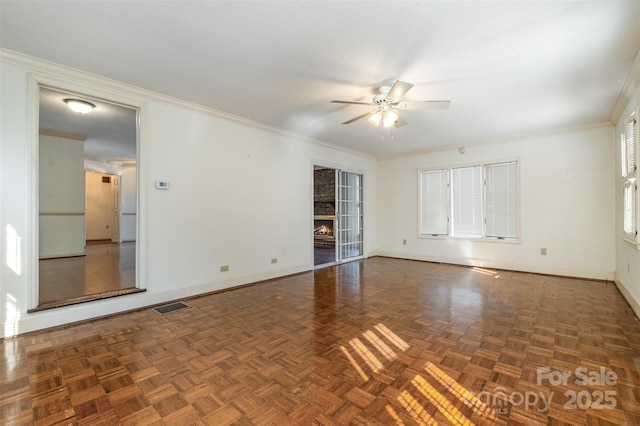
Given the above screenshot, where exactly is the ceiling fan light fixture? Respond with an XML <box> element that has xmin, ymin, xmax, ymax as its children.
<box><xmin>384</xmin><ymin>110</ymin><xmax>399</xmax><ymax>127</ymax></box>
<box><xmin>63</xmin><ymin>98</ymin><xmax>96</xmax><ymax>114</ymax></box>
<box><xmin>368</xmin><ymin>110</ymin><xmax>398</xmax><ymax>128</ymax></box>
<box><xmin>368</xmin><ymin>111</ymin><xmax>382</xmax><ymax>127</ymax></box>
<box><xmin>332</xmin><ymin>80</ymin><xmax>450</xmax><ymax>127</ymax></box>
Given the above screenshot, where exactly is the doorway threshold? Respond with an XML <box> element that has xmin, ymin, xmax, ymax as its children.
<box><xmin>314</xmin><ymin>262</ymin><xmax>337</xmax><ymax>270</ymax></box>
<box><xmin>28</xmin><ymin>287</ymin><xmax>146</xmax><ymax>313</ymax></box>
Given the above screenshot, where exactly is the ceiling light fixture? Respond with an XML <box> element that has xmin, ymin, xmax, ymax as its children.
<box><xmin>368</xmin><ymin>111</ymin><xmax>382</xmax><ymax>127</ymax></box>
<box><xmin>63</xmin><ymin>98</ymin><xmax>96</xmax><ymax>114</ymax></box>
<box><xmin>368</xmin><ymin>109</ymin><xmax>398</xmax><ymax>128</ymax></box>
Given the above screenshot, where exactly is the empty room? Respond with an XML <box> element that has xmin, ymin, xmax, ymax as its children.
<box><xmin>1</xmin><ymin>1</ymin><xmax>640</xmax><ymax>425</ymax></box>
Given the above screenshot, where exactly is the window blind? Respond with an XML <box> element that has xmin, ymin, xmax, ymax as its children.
<box><xmin>627</xmin><ymin>117</ymin><xmax>636</xmax><ymax>177</ymax></box>
<box><xmin>485</xmin><ymin>162</ymin><xmax>518</xmax><ymax>239</ymax></box>
<box><xmin>622</xmin><ymin>113</ymin><xmax>638</xmax><ymax>240</ymax></box>
<box><xmin>624</xmin><ymin>179</ymin><xmax>637</xmax><ymax>236</ymax></box>
<box><xmin>623</xmin><ymin>117</ymin><xmax>636</xmax><ymax>178</ymax></box>
<box><xmin>420</xmin><ymin>169</ymin><xmax>449</xmax><ymax>235</ymax></box>
<box><xmin>451</xmin><ymin>166</ymin><xmax>483</xmax><ymax>237</ymax></box>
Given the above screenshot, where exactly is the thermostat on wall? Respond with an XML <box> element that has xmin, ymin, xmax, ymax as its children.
<box><xmin>155</xmin><ymin>180</ymin><xmax>170</xmax><ymax>190</ymax></box>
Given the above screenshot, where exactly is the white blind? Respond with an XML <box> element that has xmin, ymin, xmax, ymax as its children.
<box><xmin>623</xmin><ymin>117</ymin><xmax>636</xmax><ymax>178</ymax></box>
<box><xmin>451</xmin><ymin>166</ymin><xmax>483</xmax><ymax>237</ymax></box>
<box><xmin>628</xmin><ymin>117</ymin><xmax>636</xmax><ymax>177</ymax></box>
<box><xmin>420</xmin><ymin>169</ymin><xmax>449</xmax><ymax>235</ymax></box>
<box><xmin>624</xmin><ymin>180</ymin><xmax>637</xmax><ymax>236</ymax></box>
<box><xmin>485</xmin><ymin>162</ymin><xmax>518</xmax><ymax>239</ymax></box>
<box><xmin>623</xmin><ymin>114</ymin><xmax>638</xmax><ymax>239</ymax></box>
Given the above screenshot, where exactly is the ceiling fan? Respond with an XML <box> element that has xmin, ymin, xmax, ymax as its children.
<box><xmin>331</xmin><ymin>80</ymin><xmax>450</xmax><ymax>128</ymax></box>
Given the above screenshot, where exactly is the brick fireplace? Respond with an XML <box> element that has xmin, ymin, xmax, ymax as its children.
<box><xmin>314</xmin><ymin>169</ymin><xmax>335</xmax><ymax>249</ymax></box>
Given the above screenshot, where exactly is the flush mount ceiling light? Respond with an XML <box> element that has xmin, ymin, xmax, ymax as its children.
<box><xmin>63</xmin><ymin>98</ymin><xmax>96</xmax><ymax>114</ymax></box>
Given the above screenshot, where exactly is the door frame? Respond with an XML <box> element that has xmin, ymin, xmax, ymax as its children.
<box><xmin>27</xmin><ymin>73</ymin><xmax>144</xmax><ymax>309</ymax></box>
<box><xmin>311</xmin><ymin>161</ymin><xmax>366</xmax><ymax>269</ymax></box>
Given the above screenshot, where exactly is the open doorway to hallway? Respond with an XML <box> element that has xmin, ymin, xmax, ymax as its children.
<box><xmin>36</xmin><ymin>86</ymin><xmax>139</xmax><ymax>310</ymax></box>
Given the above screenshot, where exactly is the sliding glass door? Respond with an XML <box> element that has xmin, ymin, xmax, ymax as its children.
<box><xmin>313</xmin><ymin>167</ymin><xmax>364</xmax><ymax>267</ymax></box>
<box><xmin>337</xmin><ymin>171</ymin><xmax>364</xmax><ymax>261</ymax></box>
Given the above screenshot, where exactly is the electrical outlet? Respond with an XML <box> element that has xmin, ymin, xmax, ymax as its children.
<box><xmin>271</xmin><ymin>258</ymin><xmax>278</xmax><ymax>264</ymax></box>
<box><xmin>628</xmin><ymin>262</ymin><xmax>631</xmax><ymax>273</ymax></box>
<box><xmin>220</xmin><ymin>265</ymin><xmax>229</xmax><ymax>272</ymax></box>
<box><xmin>403</xmin><ymin>239</ymin><xmax>407</xmax><ymax>245</ymax></box>
<box><xmin>540</xmin><ymin>248</ymin><xmax>547</xmax><ymax>256</ymax></box>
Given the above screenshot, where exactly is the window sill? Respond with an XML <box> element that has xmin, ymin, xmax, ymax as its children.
<box><xmin>418</xmin><ymin>234</ymin><xmax>521</xmax><ymax>244</ymax></box>
<box><xmin>622</xmin><ymin>237</ymin><xmax>640</xmax><ymax>250</ymax></box>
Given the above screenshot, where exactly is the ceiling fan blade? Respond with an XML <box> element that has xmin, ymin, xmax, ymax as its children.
<box><xmin>330</xmin><ymin>100</ymin><xmax>371</xmax><ymax>106</ymax></box>
<box><xmin>342</xmin><ymin>110</ymin><xmax>373</xmax><ymax>124</ymax></box>
<box><xmin>394</xmin><ymin>114</ymin><xmax>408</xmax><ymax>128</ymax></box>
<box><xmin>384</xmin><ymin>80</ymin><xmax>414</xmax><ymax>102</ymax></box>
<box><xmin>398</xmin><ymin>100</ymin><xmax>451</xmax><ymax>110</ymax></box>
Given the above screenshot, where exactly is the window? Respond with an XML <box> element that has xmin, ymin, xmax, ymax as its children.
<box><xmin>420</xmin><ymin>161</ymin><xmax>518</xmax><ymax>240</ymax></box>
<box><xmin>622</xmin><ymin>110</ymin><xmax>638</xmax><ymax>243</ymax></box>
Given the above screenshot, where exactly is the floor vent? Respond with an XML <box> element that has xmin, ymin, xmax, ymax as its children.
<box><xmin>633</xmin><ymin>357</ymin><xmax>640</xmax><ymax>375</ymax></box>
<box><xmin>152</xmin><ymin>302</ymin><xmax>189</xmax><ymax>315</ymax></box>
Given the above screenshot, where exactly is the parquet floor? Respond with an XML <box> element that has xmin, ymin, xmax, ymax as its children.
<box><xmin>2</xmin><ymin>257</ymin><xmax>640</xmax><ymax>425</ymax></box>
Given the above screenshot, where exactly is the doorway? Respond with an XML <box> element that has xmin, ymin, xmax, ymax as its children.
<box><xmin>85</xmin><ymin>171</ymin><xmax>118</xmax><ymax>244</ymax></box>
<box><xmin>313</xmin><ymin>166</ymin><xmax>363</xmax><ymax>267</ymax></box>
<box><xmin>36</xmin><ymin>86</ymin><xmax>139</xmax><ymax>310</ymax></box>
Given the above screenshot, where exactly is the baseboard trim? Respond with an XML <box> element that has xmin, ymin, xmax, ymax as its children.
<box><xmin>6</xmin><ymin>263</ymin><xmax>311</xmax><ymax>339</ymax></box>
<box><xmin>372</xmin><ymin>250</ymin><xmax>615</xmax><ymax>281</ymax></box>
<box><xmin>614</xmin><ymin>274</ymin><xmax>640</xmax><ymax>320</ymax></box>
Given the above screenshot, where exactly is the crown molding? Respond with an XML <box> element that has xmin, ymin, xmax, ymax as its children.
<box><xmin>1</xmin><ymin>48</ymin><xmax>375</xmax><ymax>161</ymax></box>
<box><xmin>610</xmin><ymin>48</ymin><xmax>640</xmax><ymax>125</ymax></box>
<box><xmin>377</xmin><ymin>121</ymin><xmax>613</xmax><ymax>161</ymax></box>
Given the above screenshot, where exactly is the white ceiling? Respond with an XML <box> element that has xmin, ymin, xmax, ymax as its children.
<box><xmin>39</xmin><ymin>87</ymin><xmax>137</xmax><ymax>164</ymax></box>
<box><xmin>2</xmin><ymin>1</ymin><xmax>639</xmax><ymax>159</ymax></box>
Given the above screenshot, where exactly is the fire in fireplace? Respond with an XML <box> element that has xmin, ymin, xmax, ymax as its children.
<box><xmin>313</xmin><ymin>216</ymin><xmax>335</xmax><ymax>248</ymax></box>
<box><xmin>314</xmin><ymin>225</ymin><xmax>333</xmax><ymax>236</ymax></box>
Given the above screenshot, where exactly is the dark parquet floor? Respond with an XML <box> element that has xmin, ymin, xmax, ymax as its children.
<box><xmin>2</xmin><ymin>257</ymin><xmax>640</xmax><ymax>425</ymax></box>
<box><xmin>39</xmin><ymin>242</ymin><xmax>136</xmax><ymax>304</ymax></box>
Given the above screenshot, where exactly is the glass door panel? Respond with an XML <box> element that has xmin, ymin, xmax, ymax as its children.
<box><xmin>337</xmin><ymin>171</ymin><xmax>363</xmax><ymax>260</ymax></box>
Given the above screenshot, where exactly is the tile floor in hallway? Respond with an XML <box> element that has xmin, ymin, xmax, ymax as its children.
<box><xmin>2</xmin><ymin>257</ymin><xmax>640</xmax><ymax>425</ymax></box>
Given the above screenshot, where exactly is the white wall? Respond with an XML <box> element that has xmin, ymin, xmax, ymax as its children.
<box><xmin>376</xmin><ymin>125</ymin><xmax>616</xmax><ymax>280</ymax></box>
<box><xmin>615</xmin><ymin>81</ymin><xmax>640</xmax><ymax>317</ymax></box>
<box><xmin>120</xmin><ymin>164</ymin><xmax>137</xmax><ymax>242</ymax></box>
<box><xmin>39</xmin><ymin>133</ymin><xmax>85</xmax><ymax>257</ymax></box>
<box><xmin>0</xmin><ymin>51</ymin><xmax>376</xmax><ymax>337</ymax></box>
